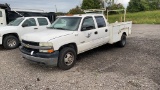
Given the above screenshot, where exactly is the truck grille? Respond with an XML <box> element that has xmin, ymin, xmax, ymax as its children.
<box><xmin>22</xmin><ymin>46</ymin><xmax>39</xmax><ymax>53</ymax></box>
<box><xmin>22</xmin><ymin>40</ymin><xmax>39</xmax><ymax>46</ymax></box>
<box><xmin>22</xmin><ymin>40</ymin><xmax>39</xmax><ymax>53</ymax></box>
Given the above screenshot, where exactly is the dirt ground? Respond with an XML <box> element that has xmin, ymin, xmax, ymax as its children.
<box><xmin>0</xmin><ymin>24</ymin><xmax>160</xmax><ymax>90</ymax></box>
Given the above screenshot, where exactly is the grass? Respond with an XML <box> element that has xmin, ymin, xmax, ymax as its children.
<box><xmin>107</xmin><ymin>10</ymin><xmax>160</xmax><ymax>24</ymax></box>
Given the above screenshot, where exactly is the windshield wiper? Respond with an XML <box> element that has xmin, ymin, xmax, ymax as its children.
<box><xmin>47</xmin><ymin>27</ymin><xmax>70</xmax><ymax>30</ymax></box>
<box><xmin>54</xmin><ymin>28</ymin><xmax>69</xmax><ymax>30</ymax></box>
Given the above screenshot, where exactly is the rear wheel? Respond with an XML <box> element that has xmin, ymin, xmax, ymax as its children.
<box><xmin>58</xmin><ymin>47</ymin><xmax>76</xmax><ymax>70</ymax></box>
<box><xmin>117</xmin><ymin>34</ymin><xmax>126</xmax><ymax>47</ymax></box>
<box><xmin>3</xmin><ymin>35</ymin><xmax>19</xmax><ymax>49</ymax></box>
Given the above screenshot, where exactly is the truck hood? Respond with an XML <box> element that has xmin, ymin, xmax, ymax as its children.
<box><xmin>22</xmin><ymin>29</ymin><xmax>74</xmax><ymax>42</ymax></box>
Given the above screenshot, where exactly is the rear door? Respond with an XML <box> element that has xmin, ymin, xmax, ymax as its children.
<box><xmin>0</xmin><ymin>9</ymin><xmax>7</xmax><ymax>26</ymax></box>
<box><xmin>78</xmin><ymin>16</ymin><xmax>99</xmax><ymax>53</ymax></box>
<box><xmin>94</xmin><ymin>16</ymin><xmax>109</xmax><ymax>44</ymax></box>
<box><xmin>37</xmin><ymin>18</ymin><xmax>51</xmax><ymax>31</ymax></box>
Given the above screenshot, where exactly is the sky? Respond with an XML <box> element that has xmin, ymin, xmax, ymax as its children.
<box><xmin>0</xmin><ymin>0</ymin><xmax>130</xmax><ymax>12</ymax></box>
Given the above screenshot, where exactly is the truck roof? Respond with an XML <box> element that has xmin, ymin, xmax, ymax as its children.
<box><xmin>59</xmin><ymin>14</ymin><xmax>104</xmax><ymax>18</ymax></box>
<box><xmin>17</xmin><ymin>16</ymin><xmax>48</xmax><ymax>19</ymax></box>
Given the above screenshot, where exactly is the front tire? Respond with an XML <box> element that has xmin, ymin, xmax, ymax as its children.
<box><xmin>3</xmin><ymin>35</ymin><xmax>19</xmax><ymax>49</ymax></box>
<box><xmin>58</xmin><ymin>47</ymin><xmax>76</xmax><ymax>70</ymax></box>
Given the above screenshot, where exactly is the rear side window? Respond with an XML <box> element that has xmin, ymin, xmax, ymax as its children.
<box><xmin>38</xmin><ymin>18</ymin><xmax>48</xmax><ymax>26</ymax></box>
<box><xmin>0</xmin><ymin>11</ymin><xmax>2</xmax><ymax>17</ymax></box>
<box><xmin>95</xmin><ymin>16</ymin><xmax>106</xmax><ymax>28</ymax></box>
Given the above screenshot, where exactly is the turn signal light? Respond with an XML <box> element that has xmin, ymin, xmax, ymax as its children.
<box><xmin>48</xmin><ymin>49</ymin><xmax>54</xmax><ymax>53</ymax></box>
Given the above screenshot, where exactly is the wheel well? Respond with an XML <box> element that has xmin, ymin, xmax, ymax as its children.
<box><xmin>123</xmin><ymin>32</ymin><xmax>127</xmax><ymax>36</ymax></box>
<box><xmin>3</xmin><ymin>33</ymin><xmax>20</xmax><ymax>42</ymax></box>
<box><xmin>59</xmin><ymin>43</ymin><xmax>78</xmax><ymax>54</ymax></box>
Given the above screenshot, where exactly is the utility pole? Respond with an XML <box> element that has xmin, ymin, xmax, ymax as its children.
<box><xmin>55</xmin><ymin>5</ymin><xmax>57</xmax><ymax>13</ymax></box>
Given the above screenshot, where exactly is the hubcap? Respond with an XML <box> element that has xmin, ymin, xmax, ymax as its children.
<box><xmin>7</xmin><ymin>39</ymin><xmax>17</xmax><ymax>47</ymax></box>
<box><xmin>64</xmin><ymin>52</ymin><xmax>74</xmax><ymax>66</ymax></box>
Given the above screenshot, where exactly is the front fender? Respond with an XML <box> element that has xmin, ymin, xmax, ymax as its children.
<box><xmin>49</xmin><ymin>33</ymin><xmax>78</xmax><ymax>51</ymax></box>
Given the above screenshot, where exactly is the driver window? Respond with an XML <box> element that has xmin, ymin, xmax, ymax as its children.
<box><xmin>22</xmin><ymin>18</ymin><xmax>36</xmax><ymax>27</ymax></box>
<box><xmin>82</xmin><ymin>17</ymin><xmax>95</xmax><ymax>31</ymax></box>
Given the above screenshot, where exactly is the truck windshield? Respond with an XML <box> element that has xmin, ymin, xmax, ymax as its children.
<box><xmin>49</xmin><ymin>17</ymin><xmax>81</xmax><ymax>31</ymax></box>
<box><xmin>8</xmin><ymin>18</ymin><xmax>24</xmax><ymax>26</ymax></box>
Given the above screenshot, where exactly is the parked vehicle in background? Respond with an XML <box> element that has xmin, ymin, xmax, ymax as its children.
<box><xmin>0</xmin><ymin>17</ymin><xmax>51</xmax><ymax>49</ymax></box>
<box><xmin>0</xmin><ymin>3</ymin><xmax>56</xmax><ymax>26</ymax></box>
<box><xmin>20</xmin><ymin>14</ymin><xmax>132</xmax><ymax>70</ymax></box>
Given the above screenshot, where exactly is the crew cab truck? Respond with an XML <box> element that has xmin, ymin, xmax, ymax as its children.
<box><xmin>0</xmin><ymin>17</ymin><xmax>51</xmax><ymax>49</ymax></box>
<box><xmin>20</xmin><ymin>14</ymin><xmax>132</xmax><ymax>70</ymax></box>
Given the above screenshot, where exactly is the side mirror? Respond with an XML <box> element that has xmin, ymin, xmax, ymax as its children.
<box><xmin>81</xmin><ymin>25</ymin><xmax>94</xmax><ymax>31</ymax></box>
<box><xmin>22</xmin><ymin>23</ymin><xmax>29</xmax><ymax>27</ymax></box>
<box><xmin>81</xmin><ymin>27</ymin><xmax>87</xmax><ymax>31</ymax></box>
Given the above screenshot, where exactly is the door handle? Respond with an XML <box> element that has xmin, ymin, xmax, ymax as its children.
<box><xmin>34</xmin><ymin>28</ymin><xmax>38</xmax><ymax>29</ymax></box>
<box><xmin>1</xmin><ymin>23</ymin><xmax>3</xmax><ymax>25</ymax></box>
<box><xmin>94</xmin><ymin>31</ymin><xmax>98</xmax><ymax>34</ymax></box>
<box><xmin>105</xmin><ymin>29</ymin><xmax>108</xmax><ymax>32</ymax></box>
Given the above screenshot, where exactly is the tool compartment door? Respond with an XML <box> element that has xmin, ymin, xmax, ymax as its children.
<box><xmin>109</xmin><ymin>21</ymin><xmax>132</xmax><ymax>44</ymax></box>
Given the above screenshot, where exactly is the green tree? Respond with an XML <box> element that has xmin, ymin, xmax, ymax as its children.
<box><xmin>127</xmin><ymin>0</ymin><xmax>144</xmax><ymax>12</ymax></box>
<box><xmin>68</xmin><ymin>6</ymin><xmax>84</xmax><ymax>14</ymax></box>
<box><xmin>108</xmin><ymin>3</ymin><xmax>124</xmax><ymax>10</ymax></box>
<box><xmin>81</xmin><ymin>0</ymin><xmax>101</xmax><ymax>9</ymax></box>
<box><xmin>127</xmin><ymin>0</ymin><xmax>160</xmax><ymax>12</ymax></box>
<box><xmin>105</xmin><ymin>3</ymin><xmax>125</xmax><ymax>15</ymax></box>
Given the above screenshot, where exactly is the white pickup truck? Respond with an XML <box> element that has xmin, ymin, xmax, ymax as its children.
<box><xmin>20</xmin><ymin>14</ymin><xmax>132</xmax><ymax>70</ymax></box>
<box><xmin>0</xmin><ymin>17</ymin><xmax>51</xmax><ymax>49</ymax></box>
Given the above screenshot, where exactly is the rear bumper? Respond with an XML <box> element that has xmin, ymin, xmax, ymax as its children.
<box><xmin>0</xmin><ymin>37</ymin><xmax>2</xmax><ymax>45</ymax></box>
<box><xmin>19</xmin><ymin>46</ymin><xmax>59</xmax><ymax>66</ymax></box>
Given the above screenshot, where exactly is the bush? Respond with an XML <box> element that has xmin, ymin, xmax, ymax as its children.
<box><xmin>105</xmin><ymin>3</ymin><xmax>125</xmax><ymax>15</ymax></box>
<box><xmin>107</xmin><ymin>10</ymin><xmax>160</xmax><ymax>24</ymax></box>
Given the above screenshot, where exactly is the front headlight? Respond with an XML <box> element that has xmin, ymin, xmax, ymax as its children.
<box><xmin>39</xmin><ymin>42</ymin><xmax>53</xmax><ymax>47</ymax></box>
<box><xmin>39</xmin><ymin>42</ymin><xmax>54</xmax><ymax>53</ymax></box>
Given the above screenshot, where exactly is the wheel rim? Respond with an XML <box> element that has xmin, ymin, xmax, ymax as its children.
<box><xmin>7</xmin><ymin>38</ymin><xmax>17</xmax><ymax>47</ymax></box>
<box><xmin>64</xmin><ymin>52</ymin><xmax>74</xmax><ymax>66</ymax></box>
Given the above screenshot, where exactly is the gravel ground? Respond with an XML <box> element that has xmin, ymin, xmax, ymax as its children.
<box><xmin>0</xmin><ymin>24</ymin><xmax>160</xmax><ymax>90</ymax></box>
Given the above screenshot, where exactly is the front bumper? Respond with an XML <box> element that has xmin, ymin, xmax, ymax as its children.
<box><xmin>19</xmin><ymin>46</ymin><xmax>59</xmax><ymax>66</ymax></box>
<box><xmin>0</xmin><ymin>37</ymin><xmax>2</xmax><ymax>45</ymax></box>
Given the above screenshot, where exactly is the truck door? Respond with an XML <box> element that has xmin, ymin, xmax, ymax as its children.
<box><xmin>20</xmin><ymin>18</ymin><xmax>38</xmax><ymax>39</ymax></box>
<box><xmin>37</xmin><ymin>18</ymin><xmax>50</xmax><ymax>31</ymax></box>
<box><xmin>78</xmin><ymin>16</ymin><xmax>99</xmax><ymax>53</ymax></box>
<box><xmin>0</xmin><ymin>9</ymin><xmax>7</xmax><ymax>26</ymax></box>
<box><xmin>94</xmin><ymin>16</ymin><xmax>109</xmax><ymax>44</ymax></box>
